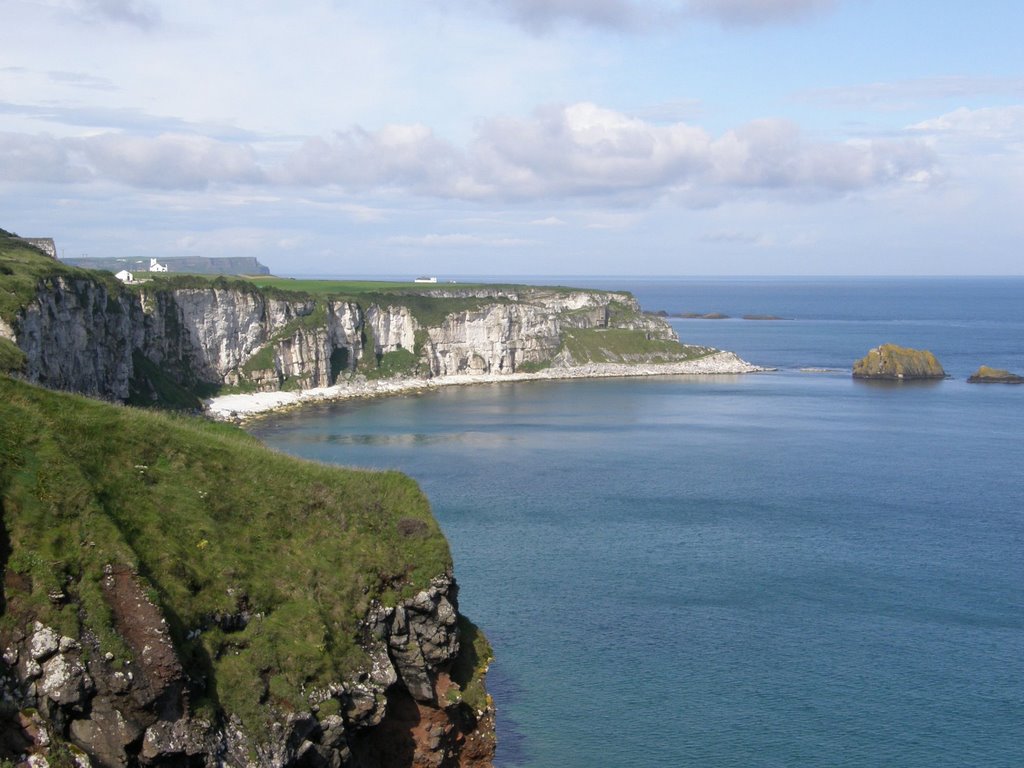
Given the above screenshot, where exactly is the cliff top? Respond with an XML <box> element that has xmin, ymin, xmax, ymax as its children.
<box><xmin>244</xmin><ymin>275</ymin><xmax>630</xmax><ymax>299</ymax></box>
<box><xmin>1</xmin><ymin>229</ymin><xmax>117</xmax><ymax>325</ymax></box>
<box><xmin>0</xmin><ymin>374</ymin><xmax>452</xmax><ymax>729</ymax></box>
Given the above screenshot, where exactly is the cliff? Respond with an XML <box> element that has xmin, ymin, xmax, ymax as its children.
<box><xmin>1</xmin><ymin>233</ymin><xmax>712</xmax><ymax>407</ymax></box>
<box><xmin>852</xmin><ymin>344</ymin><xmax>946</xmax><ymax>380</ymax></box>
<box><xmin>0</xmin><ymin>376</ymin><xmax>494</xmax><ymax>768</ymax></box>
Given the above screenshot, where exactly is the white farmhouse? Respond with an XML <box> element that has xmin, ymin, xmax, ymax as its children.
<box><xmin>149</xmin><ymin>258</ymin><xmax>168</xmax><ymax>272</ymax></box>
<box><xmin>115</xmin><ymin>269</ymin><xmax>134</xmax><ymax>283</ymax></box>
<box><xmin>414</xmin><ymin>276</ymin><xmax>437</xmax><ymax>284</ymax></box>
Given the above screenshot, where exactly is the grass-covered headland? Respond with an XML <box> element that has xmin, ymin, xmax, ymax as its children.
<box><xmin>0</xmin><ymin>374</ymin><xmax>456</xmax><ymax>730</ymax></box>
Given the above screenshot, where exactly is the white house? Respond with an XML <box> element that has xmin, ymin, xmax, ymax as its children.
<box><xmin>115</xmin><ymin>269</ymin><xmax>134</xmax><ymax>283</ymax></box>
<box><xmin>149</xmin><ymin>258</ymin><xmax>168</xmax><ymax>272</ymax></box>
<box><xmin>414</xmin><ymin>276</ymin><xmax>437</xmax><ymax>284</ymax></box>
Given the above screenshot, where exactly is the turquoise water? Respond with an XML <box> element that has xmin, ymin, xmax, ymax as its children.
<box><xmin>253</xmin><ymin>279</ymin><xmax>1024</xmax><ymax>767</ymax></box>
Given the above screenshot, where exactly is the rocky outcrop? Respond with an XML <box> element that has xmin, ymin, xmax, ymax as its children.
<box><xmin>967</xmin><ymin>365</ymin><xmax>1024</xmax><ymax>384</ymax></box>
<box><xmin>852</xmin><ymin>344</ymin><xmax>946</xmax><ymax>380</ymax></box>
<box><xmin>1</xmin><ymin>573</ymin><xmax>493</xmax><ymax>768</ymax></box>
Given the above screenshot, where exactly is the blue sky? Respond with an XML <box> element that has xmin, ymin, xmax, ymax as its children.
<box><xmin>2</xmin><ymin>0</ymin><xmax>1022</xmax><ymax>275</ymax></box>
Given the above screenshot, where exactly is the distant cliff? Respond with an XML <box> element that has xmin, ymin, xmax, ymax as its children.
<box><xmin>2</xmin><ymin>233</ymin><xmax>714</xmax><ymax>407</ymax></box>
<box><xmin>63</xmin><ymin>255</ymin><xmax>271</xmax><ymax>276</ymax></box>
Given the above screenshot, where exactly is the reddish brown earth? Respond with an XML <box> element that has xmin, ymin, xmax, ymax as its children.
<box><xmin>101</xmin><ymin>564</ymin><xmax>186</xmax><ymax>716</ymax></box>
<box><xmin>350</xmin><ymin>672</ymin><xmax>495</xmax><ymax>768</ymax></box>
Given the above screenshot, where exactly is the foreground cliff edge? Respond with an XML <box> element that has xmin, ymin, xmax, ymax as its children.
<box><xmin>0</xmin><ymin>375</ymin><xmax>494</xmax><ymax>768</ymax></box>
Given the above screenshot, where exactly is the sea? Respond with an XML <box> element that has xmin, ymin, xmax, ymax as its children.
<box><xmin>251</xmin><ymin>277</ymin><xmax>1024</xmax><ymax>768</ymax></box>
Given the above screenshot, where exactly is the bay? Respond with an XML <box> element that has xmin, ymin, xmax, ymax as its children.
<box><xmin>253</xmin><ymin>278</ymin><xmax>1024</xmax><ymax>767</ymax></box>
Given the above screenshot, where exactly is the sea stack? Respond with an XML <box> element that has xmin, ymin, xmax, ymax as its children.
<box><xmin>967</xmin><ymin>365</ymin><xmax>1024</xmax><ymax>384</ymax></box>
<box><xmin>852</xmin><ymin>344</ymin><xmax>946</xmax><ymax>380</ymax></box>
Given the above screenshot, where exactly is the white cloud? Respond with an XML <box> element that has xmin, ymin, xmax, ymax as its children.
<box><xmin>909</xmin><ymin>106</ymin><xmax>1024</xmax><ymax>141</ymax></box>
<box><xmin>386</xmin><ymin>233</ymin><xmax>534</xmax><ymax>247</ymax></box>
<box><xmin>73</xmin><ymin>0</ymin><xmax>161</xmax><ymax>29</ymax></box>
<box><xmin>801</xmin><ymin>77</ymin><xmax>1024</xmax><ymax>110</ymax></box>
<box><xmin>699</xmin><ymin>230</ymin><xmax>770</xmax><ymax>245</ymax></box>
<box><xmin>481</xmin><ymin>0</ymin><xmax>645</xmax><ymax>32</ymax></box>
<box><xmin>709</xmin><ymin>118</ymin><xmax>937</xmax><ymax>191</ymax></box>
<box><xmin>466</xmin><ymin>105</ymin><xmax>936</xmax><ymax>202</ymax></box>
<box><xmin>0</xmin><ymin>132</ymin><xmax>262</xmax><ymax>188</ymax></box>
<box><xmin>0</xmin><ymin>103</ymin><xmax>939</xmax><ymax>203</ymax></box>
<box><xmin>531</xmin><ymin>216</ymin><xmax>567</xmax><ymax>226</ymax></box>
<box><xmin>278</xmin><ymin>124</ymin><xmax>459</xmax><ymax>191</ymax></box>
<box><xmin>0</xmin><ymin>132</ymin><xmax>89</xmax><ymax>183</ymax></box>
<box><xmin>472</xmin><ymin>0</ymin><xmax>837</xmax><ymax>31</ymax></box>
<box><xmin>684</xmin><ymin>0</ymin><xmax>836</xmax><ymax>26</ymax></box>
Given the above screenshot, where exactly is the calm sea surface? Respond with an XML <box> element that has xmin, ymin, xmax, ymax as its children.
<box><xmin>253</xmin><ymin>278</ymin><xmax>1024</xmax><ymax>767</ymax></box>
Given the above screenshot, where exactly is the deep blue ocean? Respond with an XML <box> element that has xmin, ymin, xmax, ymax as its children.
<box><xmin>253</xmin><ymin>278</ymin><xmax>1024</xmax><ymax>767</ymax></box>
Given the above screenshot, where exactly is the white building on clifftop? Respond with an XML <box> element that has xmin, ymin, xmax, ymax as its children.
<box><xmin>149</xmin><ymin>258</ymin><xmax>168</xmax><ymax>272</ymax></box>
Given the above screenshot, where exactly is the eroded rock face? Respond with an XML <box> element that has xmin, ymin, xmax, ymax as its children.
<box><xmin>17</xmin><ymin>277</ymin><xmax>140</xmax><ymax>399</ymax></box>
<box><xmin>0</xmin><ymin>572</ymin><xmax>493</xmax><ymax>768</ymax></box>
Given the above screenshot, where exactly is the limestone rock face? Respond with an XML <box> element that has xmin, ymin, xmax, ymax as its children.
<box><xmin>16</xmin><ymin>276</ymin><xmax>141</xmax><ymax>399</ymax></box>
<box><xmin>425</xmin><ymin>304</ymin><xmax>561</xmax><ymax>376</ymax></box>
<box><xmin>9</xmin><ymin>272</ymin><xmax>685</xmax><ymax>401</ymax></box>
<box><xmin>852</xmin><ymin>344</ymin><xmax>946</xmax><ymax>380</ymax></box>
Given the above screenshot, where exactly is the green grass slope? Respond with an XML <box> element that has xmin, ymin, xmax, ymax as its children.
<box><xmin>0</xmin><ymin>375</ymin><xmax>451</xmax><ymax>728</ymax></box>
<box><xmin>0</xmin><ymin>228</ymin><xmax>120</xmax><ymax>325</ymax></box>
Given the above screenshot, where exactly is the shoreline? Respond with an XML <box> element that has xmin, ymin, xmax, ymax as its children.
<box><xmin>204</xmin><ymin>351</ymin><xmax>768</xmax><ymax>422</ymax></box>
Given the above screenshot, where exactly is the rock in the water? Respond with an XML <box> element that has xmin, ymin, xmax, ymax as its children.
<box><xmin>967</xmin><ymin>365</ymin><xmax>1024</xmax><ymax>384</ymax></box>
<box><xmin>852</xmin><ymin>344</ymin><xmax>946</xmax><ymax>380</ymax></box>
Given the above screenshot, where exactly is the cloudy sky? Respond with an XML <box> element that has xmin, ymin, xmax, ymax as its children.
<box><xmin>3</xmin><ymin>0</ymin><xmax>1022</xmax><ymax>275</ymax></box>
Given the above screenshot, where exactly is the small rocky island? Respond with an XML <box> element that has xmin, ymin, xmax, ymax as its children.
<box><xmin>967</xmin><ymin>365</ymin><xmax>1024</xmax><ymax>384</ymax></box>
<box><xmin>852</xmin><ymin>344</ymin><xmax>946</xmax><ymax>380</ymax></box>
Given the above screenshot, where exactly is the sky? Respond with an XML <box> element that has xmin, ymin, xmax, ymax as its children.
<box><xmin>2</xmin><ymin>0</ymin><xmax>1022</xmax><ymax>276</ymax></box>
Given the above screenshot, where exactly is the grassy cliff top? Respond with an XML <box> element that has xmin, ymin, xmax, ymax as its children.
<box><xmin>241</xmin><ymin>276</ymin><xmax>625</xmax><ymax>298</ymax></box>
<box><xmin>0</xmin><ymin>228</ymin><xmax>121</xmax><ymax>324</ymax></box>
<box><xmin>0</xmin><ymin>375</ymin><xmax>451</xmax><ymax>726</ymax></box>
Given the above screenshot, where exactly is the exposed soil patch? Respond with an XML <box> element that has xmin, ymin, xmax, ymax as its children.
<box><xmin>101</xmin><ymin>565</ymin><xmax>185</xmax><ymax>715</ymax></box>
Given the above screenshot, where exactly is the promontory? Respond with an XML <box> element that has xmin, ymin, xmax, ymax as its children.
<box><xmin>0</xmin><ymin>229</ymin><xmax>760</xmax><ymax>415</ymax></box>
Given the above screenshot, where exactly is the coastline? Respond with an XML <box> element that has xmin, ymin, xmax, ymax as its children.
<box><xmin>204</xmin><ymin>350</ymin><xmax>767</xmax><ymax>421</ymax></box>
